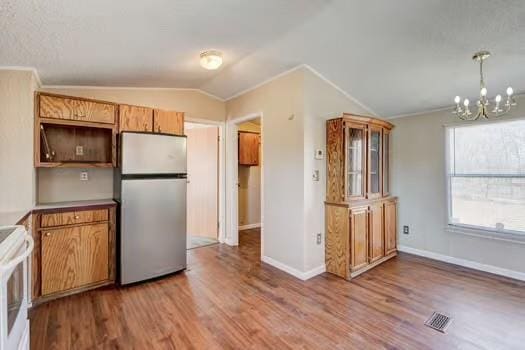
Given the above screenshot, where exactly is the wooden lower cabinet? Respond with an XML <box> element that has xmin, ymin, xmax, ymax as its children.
<box><xmin>32</xmin><ymin>204</ymin><xmax>116</xmax><ymax>304</ymax></box>
<box><xmin>325</xmin><ymin>198</ymin><xmax>397</xmax><ymax>280</ymax></box>
<box><xmin>41</xmin><ymin>223</ymin><xmax>109</xmax><ymax>296</ymax></box>
<box><xmin>350</xmin><ymin>207</ymin><xmax>369</xmax><ymax>271</ymax></box>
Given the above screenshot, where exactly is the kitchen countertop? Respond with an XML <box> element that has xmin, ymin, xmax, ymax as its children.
<box><xmin>0</xmin><ymin>199</ymin><xmax>116</xmax><ymax>227</ymax></box>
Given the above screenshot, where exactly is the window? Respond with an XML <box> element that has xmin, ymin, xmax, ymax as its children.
<box><xmin>447</xmin><ymin>119</ymin><xmax>525</xmax><ymax>236</ymax></box>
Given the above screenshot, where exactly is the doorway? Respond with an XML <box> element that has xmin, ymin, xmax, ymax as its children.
<box><xmin>185</xmin><ymin>121</ymin><xmax>220</xmax><ymax>249</ymax></box>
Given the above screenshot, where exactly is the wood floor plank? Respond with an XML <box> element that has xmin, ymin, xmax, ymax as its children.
<box><xmin>30</xmin><ymin>229</ymin><xmax>525</xmax><ymax>349</ymax></box>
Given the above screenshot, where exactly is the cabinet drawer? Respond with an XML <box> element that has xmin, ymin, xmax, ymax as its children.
<box><xmin>40</xmin><ymin>95</ymin><xmax>115</xmax><ymax>124</ymax></box>
<box><xmin>41</xmin><ymin>209</ymin><xmax>109</xmax><ymax>227</ymax></box>
<box><xmin>41</xmin><ymin>223</ymin><xmax>109</xmax><ymax>296</ymax></box>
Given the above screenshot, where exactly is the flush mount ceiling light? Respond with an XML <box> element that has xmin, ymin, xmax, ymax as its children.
<box><xmin>200</xmin><ymin>50</ymin><xmax>223</xmax><ymax>70</ymax></box>
<box><xmin>453</xmin><ymin>51</ymin><xmax>517</xmax><ymax>120</ymax></box>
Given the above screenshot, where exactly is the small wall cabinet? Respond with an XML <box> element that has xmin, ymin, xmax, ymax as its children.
<box><xmin>35</xmin><ymin>93</ymin><xmax>118</xmax><ymax>168</ymax></box>
<box><xmin>154</xmin><ymin>110</ymin><xmax>184</xmax><ymax>135</ymax></box>
<box><xmin>238</xmin><ymin>131</ymin><xmax>260</xmax><ymax>166</ymax></box>
<box><xmin>325</xmin><ymin>114</ymin><xmax>397</xmax><ymax>280</ymax></box>
<box><xmin>119</xmin><ymin>105</ymin><xmax>153</xmax><ymax>132</ymax></box>
<box><xmin>31</xmin><ymin>203</ymin><xmax>116</xmax><ymax>304</ymax></box>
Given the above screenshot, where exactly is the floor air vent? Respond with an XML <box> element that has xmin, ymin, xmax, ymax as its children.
<box><xmin>425</xmin><ymin>312</ymin><xmax>452</xmax><ymax>333</ymax></box>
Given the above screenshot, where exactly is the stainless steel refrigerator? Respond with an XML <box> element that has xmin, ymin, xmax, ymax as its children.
<box><xmin>114</xmin><ymin>132</ymin><xmax>187</xmax><ymax>285</ymax></box>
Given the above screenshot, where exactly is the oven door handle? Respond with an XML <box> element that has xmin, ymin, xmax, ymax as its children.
<box><xmin>0</xmin><ymin>234</ymin><xmax>34</xmax><ymax>272</ymax></box>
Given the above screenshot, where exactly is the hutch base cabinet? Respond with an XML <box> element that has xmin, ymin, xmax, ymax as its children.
<box><xmin>325</xmin><ymin>114</ymin><xmax>397</xmax><ymax>279</ymax></box>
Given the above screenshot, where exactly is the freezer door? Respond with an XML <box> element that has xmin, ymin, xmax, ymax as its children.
<box><xmin>120</xmin><ymin>178</ymin><xmax>186</xmax><ymax>284</ymax></box>
<box><xmin>121</xmin><ymin>132</ymin><xmax>187</xmax><ymax>175</ymax></box>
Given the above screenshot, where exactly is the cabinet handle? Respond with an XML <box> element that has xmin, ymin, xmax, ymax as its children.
<box><xmin>45</xmin><ymin>232</ymin><xmax>51</xmax><ymax>237</ymax></box>
<box><xmin>74</xmin><ymin>215</ymin><xmax>80</xmax><ymax>219</ymax></box>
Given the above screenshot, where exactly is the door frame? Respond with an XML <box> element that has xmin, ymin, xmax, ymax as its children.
<box><xmin>225</xmin><ymin>112</ymin><xmax>264</xmax><ymax>255</ymax></box>
<box><xmin>184</xmin><ymin>117</ymin><xmax>226</xmax><ymax>243</ymax></box>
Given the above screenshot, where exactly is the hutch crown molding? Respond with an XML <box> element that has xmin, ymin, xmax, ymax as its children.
<box><xmin>325</xmin><ymin>113</ymin><xmax>397</xmax><ymax>279</ymax></box>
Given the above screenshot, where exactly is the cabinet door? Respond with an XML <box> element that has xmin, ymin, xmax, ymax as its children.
<box><xmin>39</xmin><ymin>95</ymin><xmax>116</xmax><ymax>124</ymax></box>
<box><xmin>345</xmin><ymin>123</ymin><xmax>367</xmax><ymax>199</ymax></box>
<box><xmin>153</xmin><ymin>110</ymin><xmax>184</xmax><ymax>135</ymax></box>
<box><xmin>368</xmin><ymin>202</ymin><xmax>384</xmax><ymax>263</ymax></box>
<box><xmin>350</xmin><ymin>207</ymin><xmax>369</xmax><ymax>271</ymax></box>
<box><xmin>384</xmin><ymin>201</ymin><xmax>397</xmax><ymax>255</ymax></box>
<box><xmin>119</xmin><ymin>105</ymin><xmax>153</xmax><ymax>132</ymax></box>
<box><xmin>383</xmin><ymin>129</ymin><xmax>391</xmax><ymax>196</ymax></box>
<box><xmin>368</xmin><ymin>126</ymin><xmax>382</xmax><ymax>199</ymax></box>
<box><xmin>41</xmin><ymin>223</ymin><xmax>109</xmax><ymax>296</ymax></box>
<box><xmin>238</xmin><ymin>132</ymin><xmax>259</xmax><ymax>166</ymax></box>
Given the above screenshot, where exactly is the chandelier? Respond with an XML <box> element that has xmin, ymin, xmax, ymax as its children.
<box><xmin>453</xmin><ymin>51</ymin><xmax>517</xmax><ymax>120</ymax></box>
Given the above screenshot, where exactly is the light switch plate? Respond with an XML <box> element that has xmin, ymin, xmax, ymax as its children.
<box><xmin>76</xmin><ymin>145</ymin><xmax>84</xmax><ymax>156</ymax></box>
<box><xmin>315</xmin><ymin>149</ymin><xmax>324</xmax><ymax>160</ymax></box>
<box><xmin>80</xmin><ymin>171</ymin><xmax>88</xmax><ymax>181</ymax></box>
<box><xmin>312</xmin><ymin>170</ymin><xmax>320</xmax><ymax>182</ymax></box>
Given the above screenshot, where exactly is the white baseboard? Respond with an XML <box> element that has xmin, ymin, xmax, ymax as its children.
<box><xmin>398</xmin><ymin>245</ymin><xmax>525</xmax><ymax>282</ymax></box>
<box><xmin>261</xmin><ymin>255</ymin><xmax>325</xmax><ymax>281</ymax></box>
<box><xmin>239</xmin><ymin>223</ymin><xmax>261</xmax><ymax>231</ymax></box>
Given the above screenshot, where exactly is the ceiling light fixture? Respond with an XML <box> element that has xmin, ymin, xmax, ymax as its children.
<box><xmin>200</xmin><ymin>50</ymin><xmax>223</xmax><ymax>70</ymax></box>
<box><xmin>453</xmin><ymin>51</ymin><xmax>516</xmax><ymax>120</ymax></box>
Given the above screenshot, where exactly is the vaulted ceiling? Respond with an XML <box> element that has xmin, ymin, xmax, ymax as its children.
<box><xmin>1</xmin><ymin>0</ymin><xmax>524</xmax><ymax>117</ymax></box>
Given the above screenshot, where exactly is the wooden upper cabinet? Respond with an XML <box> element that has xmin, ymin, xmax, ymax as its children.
<box><xmin>326</xmin><ymin>114</ymin><xmax>393</xmax><ymax>203</ymax></box>
<box><xmin>119</xmin><ymin>105</ymin><xmax>153</xmax><ymax>132</ymax></box>
<box><xmin>41</xmin><ymin>223</ymin><xmax>109</xmax><ymax>296</ymax></box>
<box><xmin>238</xmin><ymin>131</ymin><xmax>260</xmax><ymax>166</ymax></box>
<box><xmin>39</xmin><ymin>94</ymin><xmax>115</xmax><ymax>124</ymax></box>
<box><xmin>153</xmin><ymin>110</ymin><xmax>184</xmax><ymax>135</ymax></box>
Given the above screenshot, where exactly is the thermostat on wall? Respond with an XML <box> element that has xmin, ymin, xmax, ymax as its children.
<box><xmin>315</xmin><ymin>149</ymin><xmax>324</xmax><ymax>160</ymax></box>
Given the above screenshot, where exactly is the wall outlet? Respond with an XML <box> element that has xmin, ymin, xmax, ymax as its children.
<box><xmin>80</xmin><ymin>171</ymin><xmax>89</xmax><ymax>181</ymax></box>
<box><xmin>316</xmin><ymin>233</ymin><xmax>322</xmax><ymax>245</ymax></box>
<box><xmin>76</xmin><ymin>145</ymin><xmax>84</xmax><ymax>156</ymax></box>
<box><xmin>315</xmin><ymin>149</ymin><xmax>324</xmax><ymax>160</ymax></box>
<box><xmin>403</xmin><ymin>225</ymin><xmax>409</xmax><ymax>234</ymax></box>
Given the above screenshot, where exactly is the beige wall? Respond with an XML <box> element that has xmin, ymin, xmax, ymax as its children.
<box><xmin>227</xmin><ymin>68</ymin><xmax>305</xmax><ymax>270</ymax></box>
<box><xmin>391</xmin><ymin>95</ymin><xmax>525</xmax><ymax>275</ymax></box>
<box><xmin>238</xmin><ymin>121</ymin><xmax>261</xmax><ymax>227</ymax></box>
<box><xmin>0</xmin><ymin>70</ymin><xmax>38</xmax><ymax>211</ymax></box>
<box><xmin>36</xmin><ymin>87</ymin><xmax>226</xmax><ymax>203</ymax></box>
<box><xmin>227</xmin><ymin>67</ymin><xmax>373</xmax><ymax>274</ymax></box>
<box><xmin>302</xmin><ymin>68</ymin><xmax>372</xmax><ymax>270</ymax></box>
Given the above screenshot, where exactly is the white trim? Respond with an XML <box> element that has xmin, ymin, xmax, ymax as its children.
<box><xmin>184</xmin><ymin>117</ymin><xmax>226</xmax><ymax>244</ymax></box>
<box><xmin>40</xmin><ymin>84</ymin><xmax>225</xmax><ymax>102</ymax></box>
<box><xmin>262</xmin><ymin>255</ymin><xmax>325</xmax><ymax>281</ymax></box>
<box><xmin>0</xmin><ymin>66</ymin><xmax>42</xmax><ymax>86</ymax></box>
<box><xmin>398</xmin><ymin>245</ymin><xmax>525</xmax><ymax>282</ymax></box>
<box><xmin>445</xmin><ymin>224</ymin><xmax>525</xmax><ymax>245</ymax></box>
<box><xmin>238</xmin><ymin>223</ymin><xmax>261</xmax><ymax>231</ymax></box>
<box><xmin>302</xmin><ymin>64</ymin><xmax>378</xmax><ymax>117</ymax></box>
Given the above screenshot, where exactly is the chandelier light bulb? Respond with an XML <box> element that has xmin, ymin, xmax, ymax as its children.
<box><xmin>506</xmin><ymin>87</ymin><xmax>513</xmax><ymax>96</ymax></box>
<box><xmin>480</xmin><ymin>87</ymin><xmax>487</xmax><ymax>97</ymax></box>
<box><xmin>200</xmin><ymin>50</ymin><xmax>223</xmax><ymax>70</ymax></box>
<box><xmin>454</xmin><ymin>96</ymin><xmax>461</xmax><ymax>104</ymax></box>
<box><xmin>495</xmin><ymin>94</ymin><xmax>502</xmax><ymax>103</ymax></box>
<box><xmin>463</xmin><ymin>99</ymin><xmax>470</xmax><ymax>107</ymax></box>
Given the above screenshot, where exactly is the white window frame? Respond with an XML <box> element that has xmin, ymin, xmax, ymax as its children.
<box><xmin>445</xmin><ymin>119</ymin><xmax>525</xmax><ymax>244</ymax></box>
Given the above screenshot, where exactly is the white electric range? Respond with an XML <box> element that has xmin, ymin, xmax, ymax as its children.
<box><xmin>0</xmin><ymin>225</ymin><xmax>33</xmax><ymax>350</ymax></box>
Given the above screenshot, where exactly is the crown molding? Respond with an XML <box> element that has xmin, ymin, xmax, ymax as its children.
<box><xmin>0</xmin><ymin>66</ymin><xmax>42</xmax><ymax>87</ymax></box>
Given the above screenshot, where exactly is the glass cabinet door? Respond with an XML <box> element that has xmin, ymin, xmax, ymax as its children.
<box><xmin>368</xmin><ymin>127</ymin><xmax>382</xmax><ymax>198</ymax></box>
<box><xmin>383</xmin><ymin>130</ymin><xmax>390</xmax><ymax>196</ymax></box>
<box><xmin>345</xmin><ymin>124</ymin><xmax>366</xmax><ymax>198</ymax></box>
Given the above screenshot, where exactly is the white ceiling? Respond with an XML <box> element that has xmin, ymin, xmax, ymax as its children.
<box><xmin>1</xmin><ymin>0</ymin><xmax>525</xmax><ymax>117</ymax></box>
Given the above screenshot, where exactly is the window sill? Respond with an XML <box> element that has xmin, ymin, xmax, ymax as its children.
<box><xmin>445</xmin><ymin>224</ymin><xmax>525</xmax><ymax>245</ymax></box>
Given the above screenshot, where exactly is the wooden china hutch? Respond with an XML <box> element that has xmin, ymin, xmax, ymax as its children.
<box><xmin>325</xmin><ymin>114</ymin><xmax>397</xmax><ymax>279</ymax></box>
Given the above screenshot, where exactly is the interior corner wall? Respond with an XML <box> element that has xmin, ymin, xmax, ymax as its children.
<box><xmin>391</xmin><ymin>95</ymin><xmax>525</xmax><ymax>275</ymax></box>
<box><xmin>226</xmin><ymin>68</ymin><xmax>306</xmax><ymax>272</ymax></box>
<box><xmin>302</xmin><ymin>68</ymin><xmax>373</xmax><ymax>271</ymax></box>
<box><xmin>0</xmin><ymin>70</ymin><xmax>38</xmax><ymax>212</ymax></box>
<box><xmin>36</xmin><ymin>87</ymin><xmax>226</xmax><ymax>203</ymax></box>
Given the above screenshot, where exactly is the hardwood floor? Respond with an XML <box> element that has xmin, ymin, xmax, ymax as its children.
<box><xmin>30</xmin><ymin>228</ymin><xmax>525</xmax><ymax>349</ymax></box>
